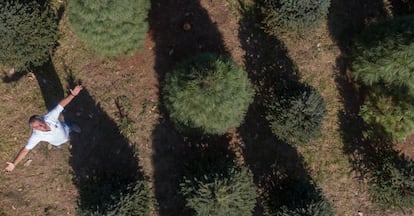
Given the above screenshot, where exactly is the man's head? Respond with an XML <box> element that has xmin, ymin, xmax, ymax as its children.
<box><xmin>29</xmin><ymin>115</ymin><xmax>50</xmax><ymax>131</ymax></box>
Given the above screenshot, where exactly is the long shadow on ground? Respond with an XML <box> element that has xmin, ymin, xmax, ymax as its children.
<box><xmin>148</xmin><ymin>0</ymin><xmax>229</xmax><ymax>215</ymax></box>
<box><xmin>238</xmin><ymin>4</ymin><xmax>331</xmax><ymax>215</ymax></box>
<box><xmin>64</xmin><ymin>71</ymin><xmax>143</xmax><ymax>213</ymax></box>
<box><xmin>329</xmin><ymin>0</ymin><xmax>414</xmax><ymax>213</ymax></box>
<box><xmin>328</xmin><ymin>0</ymin><xmax>386</xmax><ymax>180</ymax></box>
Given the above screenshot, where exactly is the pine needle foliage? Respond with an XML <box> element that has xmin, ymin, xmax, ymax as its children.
<box><xmin>163</xmin><ymin>53</ymin><xmax>254</xmax><ymax>135</ymax></box>
<box><xmin>266</xmin><ymin>84</ymin><xmax>326</xmax><ymax>146</ymax></box>
<box><xmin>352</xmin><ymin>16</ymin><xmax>414</xmax><ymax>91</ymax></box>
<box><xmin>68</xmin><ymin>0</ymin><xmax>150</xmax><ymax>57</ymax></box>
<box><xmin>360</xmin><ymin>85</ymin><xmax>414</xmax><ymax>142</ymax></box>
<box><xmin>352</xmin><ymin>16</ymin><xmax>414</xmax><ymax>141</ymax></box>
<box><xmin>264</xmin><ymin>178</ymin><xmax>333</xmax><ymax>216</ymax></box>
<box><xmin>0</xmin><ymin>0</ymin><xmax>57</xmax><ymax>71</ymax></box>
<box><xmin>261</xmin><ymin>0</ymin><xmax>331</xmax><ymax>37</ymax></box>
<box><xmin>78</xmin><ymin>180</ymin><xmax>152</xmax><ymax>216</ymax></box>
<box><xmin>180</xmin><ymin>165</ymin><xmax>257</xmax><ymax>216</ymax></box>
<box><xmin>368</xmin><ymin>152</ymin><xmax>414</xmax><ymax>209</ymax></box>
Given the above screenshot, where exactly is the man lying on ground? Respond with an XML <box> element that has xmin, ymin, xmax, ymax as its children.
<box><xmin>4</xmin><ymin>85</ymin><xmax>83</xmax><ymax>172</ymax></box>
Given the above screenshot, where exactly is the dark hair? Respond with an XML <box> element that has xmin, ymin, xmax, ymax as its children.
<box><xmin>28</xmin><ymin>115</ymin><xmax>42</xmax><ymax>126</ymax></box>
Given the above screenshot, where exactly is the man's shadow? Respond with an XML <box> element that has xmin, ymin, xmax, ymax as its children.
<box><xmin>148</xmin><ymin>0</ymin><xmax>229</xmax><ymax>215</ymax></box>
<box><xmin>1</xmin><ymin>1</ymin><xmax>143</xmax><ymax>213</ymax></box>
<box><xmin>63</xmin><ymin>71</ymin><xmax>143</xmax><ymax>213</ymax></box>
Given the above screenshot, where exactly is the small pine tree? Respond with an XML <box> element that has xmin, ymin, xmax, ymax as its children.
<box><xmin>78</xmin><ymin>180</ymin><xmax>152</xmax><ymax>216</ymax></box>
<box><xmin>264</xmin><ymin>178</ymin><xmax>334</xmax><ymax>216</ymax></box>
<box><xmin>261</xmin><ymin>0</ymin><xmax>331</xmax><ymax>37</ymax></box>
<box><xmin>68</xmin><ymin>0</ymin><xmax>150</xmax><ymax>57</ymax></box>
<box><xmin>352</xmin><ymin>15</ymin><xmax>414</xmax><ymax>91</ymax></box>
<box><xmin>352</xmin><ymin>15</ymin><xmax>414</xmax><ymax>141</ymax></box>
<box><xmin>180</xmin><ymin>165</ymin><xmax>257</xmax><ymax>216</ymax></box>
<box><xmin>0</xmin><ymin>0</ymin><xmax>57</xmax><ymax>71</ymax></box>
<box><xmin>368</xmin><ymin>152</ymin><xmax>414</xmax><ymax>209</ymax></box>
<box><xmin>266</xmin><ymin>84</ymin><xmax>326</xmax><ymax>146</ymax></box>
<box><xmin>360</xmin><ymin>85</ymin><xmax>414</xmax><ymax>142</ymax></box>
<box><xmin>163</xmin><ymin>53</ymin><xmax>254</xmax><ymax>135</ymax></box>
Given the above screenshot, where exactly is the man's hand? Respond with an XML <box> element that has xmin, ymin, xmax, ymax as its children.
<box><xmin>60</xmin><ymin>85</ymin><xmax>84</xmax><ymax>108</ymax></box>
<box><xmin>4</xmin><ymin>162</ymin><xmax>15</xmax><ymax>172</ymax></box>
<box><xmin>70</xmin><ymin>85</ymin><xmax>83</xmax><ymax>96</ymax></box>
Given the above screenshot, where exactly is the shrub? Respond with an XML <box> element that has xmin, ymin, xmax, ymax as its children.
<box><xmin>68</xmin><ymin>0</ymin><xmax>150</xmax><ymax>57</ymax></box>
<box><xmin>368</xmin><ymin>152</ymin><xmax>414</xmax><ymax>209</ymax></box>
<box><xmin>78</xmin><ymin>180</ymin><xmax>152</xmax><ymax>216</ymax></box>
<box><xmin>163</xmin><ymin>53</ymin><xmax>254</xmax><ymax>135</ymax></box>
<box><xmin>360</xmin><ymin>85</ymin><xmax>414</xmax><ymax>142</ymax></box>
<box><xmin>180</xmin><ymin>164</ymin><xmax>257</xmax><ymax>216</ymax></box>
<box><xmin>352</xmin><ymin>16</ymin><xmax>414</xmax><ymax>91</ymax></box>
<box><xmin>264</xmin><ymin>178</ymin><xmax>334</xmax><ymax>216</ymax></box>
<box><xmin>261</xmin><ymin>0</ymin><xmax>331</xmax><ymax>36</ymax></box>
<box><xmin>352</xmin><ymin>16</ymin><xmax>414</xmax><ymax>141</ymax></box>
<box><xmin>0</xmin><ymin>0</ymin><xmax>57</xmax><ymax>71</ymax></box>
<box><xmin>266</xmin><ymin>83</ymin><xmax>326</xmax><ymax>146</ymax></box>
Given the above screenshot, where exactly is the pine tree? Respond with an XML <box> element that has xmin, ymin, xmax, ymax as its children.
<box><xmin>266</xmin><ymin>83</ymin><xmax>326</xmax><ymax>146</ymax></box>
<box><xmin>368</xmin><ymin>149</ymin><xmax>414</xmax><ymax>209</ymax></box>
<box><xmin>68</xmin><ymin>0</ymin><xmax>150</xmax><ymax>57</ymax></box>
<box><xmin>0</xmin><ymin>0</ymin><xmax>57</xmax><ymax>71</ymax></box>
<box><xmin>352</xmin><ymin>15</ymin><xmax>414</xmax><ymax>91</ymax></box>
<box><xmin>163</xmin><ymin>53</ymin><xmax>254</xmax><ymax>135</ymax></box>
<box><xmin>78</xmin><ymin>180</ymin><xmax>152</xmax><ymax>216</ymax></box>
<box><xmin>180</xmin><ymin>164</ymin><xmax>257</xmax><ymax>216</ymax></box>
<box><xmin>352</xmin><ymin>15</ymin><xmax>414</xmax><ymax>141</ymax></box>
<box><xmin>261</xmin><ymin>0</ymin><xmax>331</xmax><ymax>37</ymax></box>
<box><xmin>264</xmin><ymin>177</ymin><xmax>334</xmax><ymax>216</ymax></box>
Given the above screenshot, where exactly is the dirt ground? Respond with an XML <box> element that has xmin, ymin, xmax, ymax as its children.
<box><xmin>1</xmin><ymin>0</ymin><xmax>414</xmax><ymax>215</ymax></box>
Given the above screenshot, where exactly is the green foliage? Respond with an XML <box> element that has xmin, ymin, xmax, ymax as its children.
<box><xmin>360</xmin><ymin>85</ymin><xmax>414</xmax><ymax>142</ymax></box>
<box><xmin>352</xmin><ymin>16</ymin><xmax>414</xmax><ymax>141</ymax></box>
<box><xmin>264</xmin><ymin>178</ymin><xmax>334</xmax><ymax>216</ymax></box>
<box><xmin>78</xmin><ymin>180</ymin><xmax>152</xmax><ymax>216</ymax></box>
<box><xmin>266</xmin><ymin>84</ymin><xmax>326</xmax><ymax>146</ymax></box>
<box><xmin>163</xmin><ymin>53</ymin><xmax>254</xmax><ymax>135</ymax></box>
<box><xmin>68</xmin><ymin>0</ymin><xmax>150</xmax><ymax>57</ymax></box>
<box><xmin>0</xmin><ymin>0</ymin><xmax>57</xmax><ymax>71</ymax></box>
<box><xmin>115</xmin><ymin>95</ymin><xmax>136</xmax><ymax>140</ymax></box>
<box><xmin>352</xmin><ymin>16</ymin><xmax>414</xmax><ymax>91</ymax></box>
<box><xmin>368</xmin><ymin>153</ymin><xmax>414</xmax><ymax>209</ymax></box>
<box><xmin>180</xmin><ymin>164</ymin><xmax>257</xmax><ymax>216</ymax></box>
<box><xmin>261</xmin><ymin>0</ymin><xmax>331</xmax><ymax>36</ymax></box>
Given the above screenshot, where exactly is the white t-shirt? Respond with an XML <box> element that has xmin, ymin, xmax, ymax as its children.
<box><xmin>25</xmin><ymin>105</ymin><xmax>70</xmax><ymax>150</ymax></box>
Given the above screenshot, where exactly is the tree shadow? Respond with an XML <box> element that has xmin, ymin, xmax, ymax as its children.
<box><xmin>238</xmin><ymin>3</ymin><xmax>331</xmax><ymax>214</ymax></box>
<box><xmin>389</xmin><ymin>0</ymin><xmax>414</xmax><ymax>16</ymax></box>
<box><xmin>148</xmin><ymin>0</ymin><xmax>229</xmax><ymax>215</ymax></box>
<box><xmin>63</xmin><ymin>69</ymin><xmax>143</xmax><ymax>213</ymax></box>
<box><xmin>328</xmin><ymin>0</ymin><xmax>385</xmax><ymax>176</ymax></box>
<box><xmin>329</xmin><ymin>0</ymin><xmax>414</xmax><ymax>211</ymax></box>
<box><xmin>328</xmin><ymin>0</ymin><xmax>386</xmax><ymax>52</ymax></box>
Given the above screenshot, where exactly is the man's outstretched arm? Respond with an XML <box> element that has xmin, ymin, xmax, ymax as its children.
<box><xmin>59</xmin><ymin>85</ymin><xmax>83</xmax><ymax>108</ymax></box>
<box><xmin>4</xmin><ymin>147</ymin><xmax>30</xmax><ymax>172</ymax></box>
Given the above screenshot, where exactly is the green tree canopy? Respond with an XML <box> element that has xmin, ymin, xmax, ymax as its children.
<box><xmin>180</xmin><ymin>164</ymin><xmax>257</xmax><ymax>216</ymax></box>
<box><xmin>163</xmin><ymin>53</ymin><xmax>254</xmax><ymax>135</ymax></box>
<box><xmin>266</xmin><ymin>83</ymin><xmax>326</xmax><ymax>146</ymax></box>
<box><xmin>0</xmin><ymin>0</ymin><xmax>57</xmax><ymax>71</ymax></box>
<box><xmin>352</xmin><ymin>16</ymin><xmax>414</xmax><ymax>141</ymax></box>
<box><xmin>68</xmin><ymin>0</ymin><xmax>150</xmax><ymax>57</ymax></box>
<box><xmin>262</xmin><ymin>0</ymin><xmax>331</xmax><ymax>36</ymax></box>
